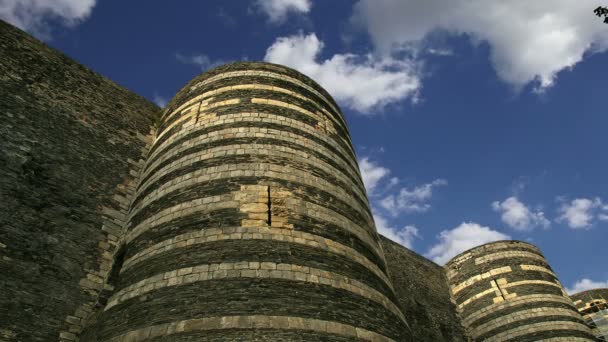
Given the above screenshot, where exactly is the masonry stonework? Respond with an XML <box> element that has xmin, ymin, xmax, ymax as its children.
<box><xmin>445</xmin><ymin>240</ymin><xmax>596</xmax><ymax>342</ymax></box>
<box><xmin>0</xmin><ymin>21</ymin><xmax>158</xmax><ymax>341</ymax></box>
<box><xmin>2</xmin><ymin>19</ymin><xmax>599</xmax><ymax>342</ymax></box>
<box><xmin>83</xmin><ymin>62</ymin><xmax>413</xmax><ymax>341</ymax></box>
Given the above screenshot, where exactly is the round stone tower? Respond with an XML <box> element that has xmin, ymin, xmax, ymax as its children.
<box><xmin>92</xmin><ymin>62</ymin><xmax>411</xmax><ymax>341</ymax></box>
<box><xmin>445</xmin><ymin>240</ymin><xmax>595</xmax><ymax>342</ymax></box>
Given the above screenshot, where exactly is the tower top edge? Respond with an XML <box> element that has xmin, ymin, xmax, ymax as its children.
<box><xmin>444</xmin><ymin>239</ymin><xmax>542</xmax><ymax>266</ymax></box>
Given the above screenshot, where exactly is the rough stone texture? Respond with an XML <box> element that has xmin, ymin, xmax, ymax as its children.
<box><xmin>571</xmin><ymin>288</ymin><xmax>608</xmax><ymax>341</ymax></box>
<box><xmin>0</xmin><ymin>20</ymin><xmax>158</xmax><ymax>341</ymax></box>
<box><xmin>445</xmin><ymin>240</ymin><xmax>596</xmax><ymax>342</ymax></box>
<box><xmin>85</xmin><ymin>62</ymin><xmax>412</xmax><ymax>341</ymax></box>
<box><xmin>380</xmin><ymin>237</ymin><xmax>468</xmax><ymax>342</ymax></box>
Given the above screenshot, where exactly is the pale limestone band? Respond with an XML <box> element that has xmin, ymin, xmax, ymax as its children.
<box><xmin>104</xmin><ymin>315</ymin><xmax>393</xmax><ymax>342</ymax></box>
<box><xmin>471</xmin><ymin>307</ymin><xmax>585</xmax><ymax>338</ymax></box>
<box><xmin>141</xmin><ymin>122</ymin><xmax>363</xmax><ymax>200</ymax></box>
<box><xmin>474</xmin><ymin>250</ymin><xmax>546</xmax><ymax>265</ymax></box>
<box><xmin>451</xmin><ymin>266</ymin><xmax>512</xmax><ymax>295</ymax></box>
<box><xmin>106</xmin><ymin>261</ymin><xmax>406</xmax><ymax>324</ymax></box>
<box><xmin>187</xmin><ymin>70</ymin><xmax>345</xmax><ymax>126</ymax></box>
<box><xmin>520</xmin><ymin>264</ymin><xmax>557</xmax><ymax>277</ymax></box>
<box><xmin>121</xmin><ymin>225</ymin><xmax>393</xmax><ymax>292</ymax></box>
<box><xmin>133</xmin><ymin>141</ymin><xmax>370</xmax><ymax>223</ymax></box>
<box><xmin>446</xmin><ymin>241</ymin><xmax>541</xmax><ymax>278</ymax></box>
<box><xmin>127</xmin><ymin>163</ymin><xmax>380</xmax><ymax>253</ymax></box>
<box><xmin>463</xmin><ymin>294</ymin><xmax>577</xmax><ymax>326</ymax></box>
<box><xmin>155</xmin><ymin>95</ymin><xmax>353</xmax><ymax>163</ymax></box>
<box><xmin>146</xmin><ymin>110</ymin><xmax>360</xmax><ymax>186</ymax></box>
<box><xmin>484</xmin><ymin>320</ymin><xmax>593</xmax><ymax>342</ymax></box>
<box><xmin>457</xmin><ymin>279</ymin><xmax>564</xmax><ymax>310</ymax></box>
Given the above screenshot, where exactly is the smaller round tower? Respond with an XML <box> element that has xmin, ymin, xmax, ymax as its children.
<box><xmin>571</xmin><ymin>288</ymin><xmax>608</xmax><ymax>340</ymax></box>
<box><xmin>445</xmin><ymin>240</ymin><xmax>595</xmax><ymax>342</ymax></box>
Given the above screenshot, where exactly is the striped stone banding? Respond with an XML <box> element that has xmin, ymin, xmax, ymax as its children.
<box><xmin>471</xmin><ymin>307</ymin><xmax>585</xmax><ymax>338</ymax></box>
<box><xmin>457</xmin><ymin>279</ymin><xmax>564</xmax><ymax>310</ymax></box>
<box><xmin>122</xmin><ymin>207</ymin><xmax>386</xmax><ymax>276</ymax></box>
<box><xmin>104</xmin><ymin>315</ymin><xmax>394</xmax><ymax>342</ymax></box>
<box><xmin>540</xmin><ymin>338</ymin><xmax>599</xmax><ymax>342</ymax></box>
<box><xmin>483</xmin><ymin>321</ymin><xmax>594</xmax><ymax>342</ymax></box>
<box><xmin>462</xmin><ymin>294</ymin><xmax>578</xmax><ymax>327</ymax></box>
<box><xmin>132</xmin><ymin>144</ymin><xmax>370</xmax><ymax>221</ymax></box>
<box><xmin>156</xmin><ymin>102</ymin><xmax>354</xmax><ymax>172</ymax></box>
<box><xmin>446</xmin><ymin>242</ymin><xmax>541</xmax><ymax>276</ymax></box>
<box><xmin>145</xmin><ymin>113</ymin><xmax>360</xmax><ymax>184</ymax></box>
<box><xmin>98</xmin><ymin>278</ymin><xmax>408</xmax><ymax>341</ymax></box>
<box><xmin>121</xmin><ymin>226</ymin><xmax>393</xmax><ymax>291</ymax></box>
<box><xmin>138</xmin><ymin>127</ymin><xmax>366</xmax><ymax>201</ymax></box>
<box><xmin>159</xmin><ymin>83</ymin><xmax>347</xmax><ymax>140</ymax></box>
<box><xmin>451</xmin><ymin>266</ymin><xmax>512</xmax><ymax>295</ymax></box>
<box><xmin>187</xmin><ymin>70</ymin><xmax>346</xmax><ymax>128</ymax></box>
<box><xmin>155</xmin><ymin>93</ymin><xmax>352</xmax><ymax>161</ymax></box>
<box><xmin>474</xmin><ymin>250</ymin><xmax>547</xmax><ymax>265</ymax></box>
<box><xmin>106</xmin><ymin>261</ymin><xmax>405</xmax><ymax>322</ymax></box>
<box><xmin>519</xmin><ymin>264</ymin><xmax>558</xmax><ymax>277</ymax></box>
<box><xmin>127</xmin><ymin>170</ymin><xmax>380</xmax><ymax>254</ymax></box>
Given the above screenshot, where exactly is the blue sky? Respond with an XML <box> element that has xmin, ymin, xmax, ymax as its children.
<box><xmin>3</xmin><ymin>0</ymin><xmax>607</xmax><ymax>294</ymax></box>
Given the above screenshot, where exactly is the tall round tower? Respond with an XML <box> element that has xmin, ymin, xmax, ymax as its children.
<box><xmin>445</xmin><ymin>240</ymin><xmax>595</xmax><ymax>342</ymax></box>
<box><xmin>91</xmin><ymin>62</ymin><xmax>411</xmax><ymax>341</ymax></box>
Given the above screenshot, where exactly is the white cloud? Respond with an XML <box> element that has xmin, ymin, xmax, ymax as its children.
<box><xmin>0</xmin><ymin>0</ymin><xmax>96</xmax><ymax>37</ymax></box>
<box><xmin>566</xmin><ymin>278</ymin><xmax>608</xmax><ymax>294</ymax></box>
<box><xmin>359</xmin><ymin>157</ymin><xmax>390</xmax><ymax>194</ymax></box>
<box><xmin>492</xmin><ymin>196</ymin><xmax>550</xmax><ymax>231</ymax></box>
<box><xmin>352</xmin><ymin>0</ymin><xmax>608</xmax><ymax>92</ymax></box>
<box><xmin>152</xmin><ymin>94</ymin><xmax>168</xmax><ymax>108</ymax></box>
<box><xmin>425</xmin><ymin>222</ymin><xmax>510</xmax><ymax>265</ymax></box>
<box><xmin>175</xmin><ymin>53</ymin><xmax>225</xmax><ymax>71</ymax></box>
<box><xmin>264</xmin><ymin>33</ymin><xmax>421</xmax><ymax>113</ymax></box>
<box><xmin>380</xmin><ymin>179</ymin><xmax>447</xmax><ymax>215</ymax></box>
<box><xmin>557</xmin><ymin>197</ymin><xmax>604</xmax><ymax>229</ymax></box>
<box><xmin>374</xmin><ymin>213</ymin><xmax>420</xmax><ymax>249</ymax></box>
<box><xmin>254</xmin><ymin>0</ymin><xmax>311</xmax><ymax>24</ymax></box>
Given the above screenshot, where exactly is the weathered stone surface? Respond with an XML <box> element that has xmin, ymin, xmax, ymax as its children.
<box><xmin>445</xmin><ymin>240</ymin><xmax>596</xmax><ymax>342</ymax></box>
<box><xmin>85</xmin><ymin>62</ymin><xmax>412</xmax><ymax>341</ymax></box>
<box><xmin>0</xmin><ymin>20</ymin><xmax>157</xmax><ymax>341</ymax></box>
<box><xmin>380</xmin><ymin>237</ymin><xmax>468</xmax><ymax>342</ymax></box>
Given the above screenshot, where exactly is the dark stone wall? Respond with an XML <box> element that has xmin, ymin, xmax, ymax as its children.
<box><xmin>380</xmin><ymin>237</ymin><xmax>468</xmax><ymax>342</ymax></box>
<box><xmin>0</xmin><ymin>20</ymin><xmax>158</xmax><ymax>341</ymax></box>
<box><xmin>445</xmin><ymin>240</ymin><xmax>595</xmax><ymax>342</ymax></box>
<box><xmin>571</xmin><ymin>289</ymin><xmax>608</xmax><ymax>310</ymax></box>
<box><xmin>88</xmin><ymin>62</ymin><xmax>413</xmax><ymax>341</ymax></box>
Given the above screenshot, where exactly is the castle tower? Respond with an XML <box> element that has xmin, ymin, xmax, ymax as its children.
<box><xmin>571</xmin><ymin>288</ymin><xmax>608</xmax><ymax>340</ymax></box>
<box><xmin>445</xmin><ymin>240</ymin><xmax>596</xmax><ymax>342</ymax></box>
<box><xmin>90</xmin><ymin>62</ymin><xmax>412</xmax><ymax>341</ymax></box>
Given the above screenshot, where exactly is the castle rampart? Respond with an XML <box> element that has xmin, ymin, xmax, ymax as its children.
<box><xmin>445</xmin><ymin>240</ymin><xmax>596</xmax><ymax>341</ymax></box>
<box><xmin>88</xmin><ymin>62</ymin><xmax>412</xmax><ymax>341</ymax></box>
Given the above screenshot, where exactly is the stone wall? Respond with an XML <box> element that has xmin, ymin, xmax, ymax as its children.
<box><xmin>380</xmin><ymin>237</ymin><xmax>468</xmax><ymax>341</ymax></box>
<box><xmin>0</xmin><ymin>20</ymin><xmax>158</xmax><ymax>341</ymax></box>
<box><xmin>86</xmin><ymin>62</ymin><xmax>413</xmax><ymax>341</ymax></box>
<box><xmin>445</xmin><ymin>240</ymin><xmax>596</xmax><ymax>342</ymax></box>
<box><xmin>571</xmin><ymin>288</ymin><xmax>608</xmax><ymax>340</ymax></box>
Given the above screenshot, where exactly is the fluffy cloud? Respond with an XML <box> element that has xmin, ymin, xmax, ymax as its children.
<box><xmin>152</xmin><ymin>94</ymin><xmax>168</xmax><ymax>108</ymax></box>
<box><xmin>359</xmin><ymin>157</ymin><xmax>390</xmax><ymax>194</ymax></box>
<box><xmin>374</xmin><ymin>213</ymin><xmax>420</xmax><ymax>249</ymax></box>
<box><xmin>264</xmin><ymin>33</ymin><xmax>421</xmax><ymax>113</ymax></box>
<box><xmin>352</xmin><ymin>0</ymin><xmax>608</xmax><ymax>91</ymax></box>
<box><xmin>254</xmin><ymin>0</ymin><xmax>311</xmax><ymax>24</ymax></box>
<box><xmin>492</xmin><ymin>197</ymin><xmax>550</xmax><ymax>231</ymax></box>
<box><xmin>380</xmin><ymin>179</ymin><xmax>447</xmax><ymax>216</ymax></box>
<box><xmin>175</xmin><ymin>53</ymin><xmax>225</xmax><ymax>71</ymax></box>
<box><xmin>557</xmin><ymin>197</ymin><xmax>606</xmax><ymax>229</ymax></box>
<box><xmin>566</xmin><ymin>278</ymin><xmax>608</xmax><ymax>294</ymax></box>
<box><xmin>0</xmin><ymin>0</ymin><xmax>96</xmax><ymax>37</ymax></box>
<box><xmin>426</xmin><ymin>222</ymin><xmax>510</xmax><ymax>265</ymax></box>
